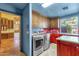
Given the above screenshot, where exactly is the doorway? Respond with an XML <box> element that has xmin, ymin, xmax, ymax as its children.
<box><xmin>0</xmin><ymin>11</ymin><xmax>21</xmax><ymax>55</ymax></box>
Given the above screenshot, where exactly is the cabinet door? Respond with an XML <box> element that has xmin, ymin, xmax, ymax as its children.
<box><xmin>32</xmin><ymin>13</ymin><xmax>38</xmax><ymax>28</ymax></box>
<box><xmin>57</xmin><ymin>42</ymin><xmax>62</xmax><ymax>56</ymax></box>
<box><xmin>32</xmin><ymin>12</ymin><xmax>42</xmax><ymax>28</ymax></box>
<box><xmin>32</xmin><ymin>11</ymin><xmax>50</xmax><ymax>28</ymax></box>
<box><xmin>50</xmin><ymin>18</ymin><xmax>58</xmax><ymax>28</ymax></box>
<box><xmin>0</xmin><ymin>19</ymin><xmax>1</xmax><ymax>46</ymax></box>
<box><xmin>76</xmin><ymin>46</ymin><xmax>79</xmax><ymax>56</ymax></box>
<box><xmin>40</xmin><ymin>16</ymin><xmax>49</xmax><ymax>28</ymax></box>
<box><xmin>57</xmin><ymin>41</ymin><xmax>76</xmax><ymax>56</ymax></box>
<box><xmin>38</xmin><ymin>15</ymin><xmax>42</xmax><ymax>28</ymax></box>
<box><xmin>60</xmin><ymin>44</ymin><xmax>71</xmax><ymax>56</ymax></box>
<box><xmin>57</xmin><ymin>41</ymin><xmax>71</xmax><ymax>56</ymax></box>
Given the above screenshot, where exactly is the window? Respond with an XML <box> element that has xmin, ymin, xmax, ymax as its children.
<box><xmin>60</xmin><ymin>16</ymin><xmax>78</xmax><ymax>35</ymax></box>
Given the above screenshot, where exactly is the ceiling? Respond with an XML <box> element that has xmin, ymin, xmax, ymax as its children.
<box><xmin>32</xmin><ymin>3</ymin><xmax>79</xmax><ymax>17</ymax></box>
<box><xmin>8</xmin><ymin>3</ymin><xmax>27</xmax><ymax>10</ymax></box>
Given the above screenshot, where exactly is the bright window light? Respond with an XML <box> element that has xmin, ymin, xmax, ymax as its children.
<box><xmin>41</xmin><ymin>2</ymin><xmax>55</xmax><ymax>8</ymax></box>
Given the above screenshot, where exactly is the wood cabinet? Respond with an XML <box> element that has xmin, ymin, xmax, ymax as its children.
<box><xmin>32</xmin><ymin>11</ymin><xmax>50</xmax><ymax>28</ymax></box>
<box><xmin>32</xmin><ymin>12</ymin><xmax>38</xmax><ymax>28</ymax></box>
<box><xmin>0</xmin><ymin>17</ymin><xmax>1</xmax><ymax>46</ymax></box>
<box><xmin>75</xmin><ymin>44</ymin><xmax>79</xmax><ymax>56</ymax></box>
<box><xmin>0</xmin><ymin>12</ymin><xmax>20</xmax><ymax>39</ymax></box>
<box><xmin>50</xmin><ymin>18</ymin><xmax>59</xmax><ymax>28</ymax></box>
<box><xmin>32</xmin><ymin>11</ymin><xmax>59</xmax><ymax>29</ymax></box>
<box><xmin>57</xmin><ymin>40</ymin><xmax>79</xmax><ymax>56</ymax></box>
<box><xmin>1</xmin><ymin>33</ymin><xmax>14</xmax><ymax>39</ymax></box>
<box><xmin>0</xmin><ymin>18</ymin><xmax>14</xmax><ymax>31</ymax></box>
<box><xmin>57</xmin><ymin>43</ymin><xmax>71</xmax><ymax>56</ymax></box>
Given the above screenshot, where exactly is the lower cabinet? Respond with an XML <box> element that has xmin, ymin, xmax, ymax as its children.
<box><xmin>75</xmin><ymin>45</ymin><xmax>79</xmax><ymax>56</ymax></box>
<box><xmin>57</xmin><ymin>40</ymin><xmax>79</xmax><ymax>56</ymax></box>
<box><xmin>1</xmin><ymin>33</ymin><xmax>14</xmax><ymax>39</ymax></box>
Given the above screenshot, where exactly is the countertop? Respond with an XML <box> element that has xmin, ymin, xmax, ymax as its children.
<box><xmin>57</xmin><ymin>36</ymin><xmax>79</xmax><ymax>44</ymax></box>
<box><xmin>1</xmin><ymin>29</ymin><xmax>14</xmax><ymax>33</ymax></box>
<box><xmin>1</xmin><ymin>29</ymin><xmax>20</xmax><ymax>33</ymax></box>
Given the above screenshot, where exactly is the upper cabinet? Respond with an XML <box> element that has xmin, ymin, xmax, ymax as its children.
<box><xmin>32</xmin><ymin>11</ymin><xmax>50</xmax><ymax>28</ymax></box>
<box><xmin>42</xmin><ymin>16</ymin><xmax>50</xmax><ymax>28</ymax></box>
<box><xmin>50</xmin><ymin>17</ymin><xmax>59</xmax><ymax>28</ymax></box>
<box><xmin>32</xmin><ymin>11</ymin><xmax>59</xmax><ymax>29</ymax></box>
<box><xmin>0</xmin><ymin>12</ymin><xmax>20</xmax><ymax>33</ymax></box>
<box><xmin>32</xmin><ymin>11</ymin><xmax>38</xmax><ymax>28</ymax></box>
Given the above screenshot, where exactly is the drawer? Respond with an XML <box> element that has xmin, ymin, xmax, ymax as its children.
<box><xmin>58</xmin><ymin>40</ymin><xmax>78</xmax><ymax>47</ymax></box>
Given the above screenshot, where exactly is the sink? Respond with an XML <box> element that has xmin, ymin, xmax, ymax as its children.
<box><xmin>58</xmin><ymin>36</ymin><xmax>79</xmax><ymax>43</ymax></box>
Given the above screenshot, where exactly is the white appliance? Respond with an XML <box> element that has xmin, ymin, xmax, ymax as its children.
<box><xmin>32</xmin><ymin>32</ymin><xmax>50</xmax><ymax>56</ymax></box>
<box><xmin>14</xmin><ymin>32</ymin><xmax>20</xmax><ymax>50</ymax></box>
<box><xmin>43</xmin><ymin>33</ymin><xmax>50</xmax><ymax>51</ymax></box>
<box><xmin>32</xmin><ymin>33</ymin><xmax>44</xmax><ymax>56</ymax></box>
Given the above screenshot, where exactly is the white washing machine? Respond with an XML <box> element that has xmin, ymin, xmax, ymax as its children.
<box><xmin>32</xmin><ymin>33</ymin><xmax>44</xmax><ymax>56</ymax></box>
<box><xmin>43</xmin><ymin>33</ymin><xmax>50</xmax><ymax>51</ymax></box>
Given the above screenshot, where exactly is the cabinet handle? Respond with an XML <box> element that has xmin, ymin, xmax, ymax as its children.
<box><xmin>76</xmin><ymin>46</ymin><xmax>79</xmax><ymax>48</ymax></box>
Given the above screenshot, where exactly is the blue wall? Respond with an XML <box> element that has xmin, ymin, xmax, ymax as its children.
<box><xmin>60</xmin><ymin>12</ymin><xmax>79</xmax><ymax>19</ymax></box>
<box><xmin>21</xmin><ymin>4</ymin><xmax>30</xmax><ymax>56</ymax></box>
<box><xmin>0</xmin><ymin>3</ymin><xmax>22</xmax><ymax>15</ymax></box>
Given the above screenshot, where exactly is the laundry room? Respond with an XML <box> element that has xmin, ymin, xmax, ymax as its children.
<box><xmin>32</xmin><ymin>3</ymin><xmax>79</xmax><ymax>56</ymax></box>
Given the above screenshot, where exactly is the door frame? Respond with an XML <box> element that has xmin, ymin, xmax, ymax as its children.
<box><xmin>0</xmin><ymin>10</ymin><xmax>22</xmax><ymax>51</ymax></box>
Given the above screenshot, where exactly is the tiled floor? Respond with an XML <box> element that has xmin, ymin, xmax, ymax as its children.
<box><xmin>0</xmin><ymin>38</ymin><xmax>25</xmax><ymax>56</ymax></box>
<box><xmin>39</xmin><ymin>43</ymin><xmax>57</xmax><ymax>56</ymax></box>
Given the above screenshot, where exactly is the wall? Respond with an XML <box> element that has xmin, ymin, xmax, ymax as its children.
<box><xmin>0</xmin><ymin>4</ymin><xmax>21</xmax><ymax>14</ymax></box>
<box><xmin>21</xmin><ymin>4</ymin><xmax>30</xmax><ymax>56</ymax></box>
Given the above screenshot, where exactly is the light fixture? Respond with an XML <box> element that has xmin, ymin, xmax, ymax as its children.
<box><xmin>41</xmin><ymin>2</ymin><xmax>55</xmax><ymax>8</ymax></box>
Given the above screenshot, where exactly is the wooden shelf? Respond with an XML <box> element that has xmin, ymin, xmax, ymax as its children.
<box><xmin>1</xmin><ymin>29</ymin><xmax>14</xmax><ymax>33</ymax></box>
<box><xmin>0</xmin><ymin>12</ymin><xmax>20</xmax><ymax>39</ymax></box>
